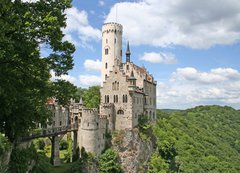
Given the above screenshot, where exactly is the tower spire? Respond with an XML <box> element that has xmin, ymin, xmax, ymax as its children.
<box><xmin>126</xmin><ymin>41</ymin><xmax>131</xmax><ymax>62</ymax></box>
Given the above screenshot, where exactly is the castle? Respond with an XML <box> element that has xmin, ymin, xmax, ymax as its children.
<box><xmin>51</xmin><ymin>23</ymin><xmax>157</xmax><ymax>155</ymax></box>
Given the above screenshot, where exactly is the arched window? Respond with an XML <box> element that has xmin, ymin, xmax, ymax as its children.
<box><xmin>112</xmin><ymin>82</ymin><xmax>114</xmax><ymax>90</ymax></box>
<box><xmin>107</xmin><ymin>95</ymin><xmax>109</xmax><ymax>103</ymax></box>
<box><xmin>117</xmin><ymin>110</ymin><xmax>124</xmax><ymax>114</ymax></box>
<box><xmin>105</xmin><ymin>63</ymin><xmax>108</xmax><ymax>69</ymax></box>
<box><xmin>125</xmin><ymin>95</ymin><xmax>127</xmax><ymax>103</ymax></box>
<box><xmin>105</xmin><ymin>48</ymin><xmax>108</xmax><ymax>55</ymax></box>
<box><xmin>105</xmin><ymin>74</ymin><xmax>107</xmax><ymax>80</ymax></box>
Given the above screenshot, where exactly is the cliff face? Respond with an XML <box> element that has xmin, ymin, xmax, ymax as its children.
<box><xmin>112</xmin><ymin>128</ymin><xmax>154</xmax><ymax>173</ymax></box>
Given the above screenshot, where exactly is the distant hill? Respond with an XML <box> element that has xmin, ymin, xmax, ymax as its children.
<box><xmin>149</xmin><ymin>105</ymin><xmax>240</xmax><ymax>173</ymax></box>
<box><xmin>158</xmin><ymin>109</ymin><xmax>182</xmax><ymax>113</ymax></box>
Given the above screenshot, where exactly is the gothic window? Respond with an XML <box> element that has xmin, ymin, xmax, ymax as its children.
<box><xmin>105</xmin><ymin>63</ymin><xmax>108</xmax><ymax>69</ymax></box>
<box><xmin>123</xmin><ymin>95</ymin><xmax>128</xmax><ymax>103</ymax></box>
<box><xmin>105</xmin><ymin>48</ymin><xmax>108</xmax><ymax>55</ymax></box>
<box><xmin>117</xmin><ymin>110</ymin><xmax>124</xmax><ymax>114</ymax></box>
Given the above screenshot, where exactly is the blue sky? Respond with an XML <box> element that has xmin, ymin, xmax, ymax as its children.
<box><xmin>51</xmin><ymin>0</ymin><xmax>240</xmax><ymax>109</ymax></box>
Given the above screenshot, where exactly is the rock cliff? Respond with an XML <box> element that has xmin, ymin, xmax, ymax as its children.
<box><xmin>112</xmin><ymin>128</ymin><xmax>154</xmax><ymax>173</ymax></box>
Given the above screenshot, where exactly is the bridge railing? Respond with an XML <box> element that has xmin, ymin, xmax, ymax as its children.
<box><xmin>22</xmin><ymin>123</ymin><xmax>78</xmax><ymax>140</ymax></box>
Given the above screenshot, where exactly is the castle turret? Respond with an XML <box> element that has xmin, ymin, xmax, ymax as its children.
<box><xmin>101</xmin><ymin>23</ymin><xmax>123</xmax><ymax>85</ymax></box>
<box><xmin>126</xmin><ymin>41</ymin><xmax>131</xmax><ymax>62</ymax></box>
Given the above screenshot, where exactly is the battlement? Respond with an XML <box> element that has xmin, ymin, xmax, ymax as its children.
<box><xmin>102</xmin><ymin>22</ymin><xmax>123</xmax><ymax>34</ymax></box>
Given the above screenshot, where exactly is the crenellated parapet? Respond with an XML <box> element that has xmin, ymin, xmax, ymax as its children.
<box><xmin>102</xmin><ymin>22</ymin><xmax>123</xmax><ymax>34</ymax></box>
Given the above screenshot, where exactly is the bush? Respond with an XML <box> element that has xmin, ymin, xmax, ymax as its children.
<box><xmin>34</xmin><ymin>138</ymin><xmax>45</xmax><ymax>150</ymax></box>
<box><xmin>60</xmin><ymin>140</ymin><xmax>68</xmax><ymax>150</ymax></box>
<box><xmin>99</xmin><ymin>149</ymin><xmax>123</xmax><ymax>173</ymax></box>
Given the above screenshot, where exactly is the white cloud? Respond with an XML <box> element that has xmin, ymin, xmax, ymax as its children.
<box><xmin>21</xmin><ymin>0</ymin><xmax>38</xmax><ymax>2</ymax></box>
<box><xmin>63</xmin><ymin>7</ymin><xmax>101</xmax><ymax>48</ymax></box>
<box><xmin>99</xmin><ymin>0</ymin><xmax>105</xmax><ymax>6</ymax></box>
<box><xmin>157</xmin><ymin>67</ymin><xmax>240</xmax><ymax>109</ymax></box>
<box><xmin>140</xmin><ymin>52</ymin><xmax>177</xmax><ymax>64</ymax></box>
<box><xmin>50</xmin><ymin>71</ymin><xmax>77</xmax><ymax>84</ymax></box>
<box><xmin>172</xmin><ymin>67</ymin><xmax>240</xmax><ymax>84</ymax></box>
<box><xmin>105</xmin><ymin>0</ymin><xmax>240</xmax><ymax>49</ymax></box>
<box><xmin>79</xmin><ymin>75</ymin><xmax>101</xmax><ymax>87</ymax></box>
<box><xmin>84</xmin><ymin>59</ymin><xmax>102</xmax><ymax>71</ymax></box>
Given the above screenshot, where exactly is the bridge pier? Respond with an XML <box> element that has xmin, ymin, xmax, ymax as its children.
<box><xmin>72</xmin><ymin>131</ymin><xmax>78</xmax><ymax>157</ymax></box>
<box><xmin>50</xmin><ymin>135</ymin><xmax>60</xmax><ymax>166</ymax></box>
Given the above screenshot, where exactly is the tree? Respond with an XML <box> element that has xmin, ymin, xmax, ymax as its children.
<box><xmin>82</xmin><ymin>86</ymin><xmax>100</xmax><ymax>108</ymax></box>
<box><xmin>0</xmin><ymin>0</ymin><xmax>76</xmax><ymax>143</ymax></box>
<box><xmin>99</xmin><ymin>149</ymin><xmax>123</xmax><ymax>173</ymax></box>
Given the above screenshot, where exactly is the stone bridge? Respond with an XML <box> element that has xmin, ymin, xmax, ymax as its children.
<box><xmin>21</xmin><ymin>124</ymin><xmax>78</xmax><ymax>166</ymax></box>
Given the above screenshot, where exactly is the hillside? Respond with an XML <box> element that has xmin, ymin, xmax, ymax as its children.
<box><xmin>149</xmin><ymin>105</ymin><xmax>240</xmax><ymax>173</ymax></box>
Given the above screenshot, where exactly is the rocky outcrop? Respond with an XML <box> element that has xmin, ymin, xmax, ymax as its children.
<box><xmin>112</xmin><ymin>128</ymin><xmax>154</xmax><ymax>173</ymax></box>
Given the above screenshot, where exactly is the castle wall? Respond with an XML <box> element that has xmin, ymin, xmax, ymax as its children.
<box><xmin>101</xmin><ymin>68</ymin><xmax>134</xmax><ymax>130</ymax></box>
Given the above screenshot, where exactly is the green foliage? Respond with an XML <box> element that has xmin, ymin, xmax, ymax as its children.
<box><xmin>138</xmin><ymin>114</ymin><xmax>152</xmax><ymax>140</ymax></box>
<box><xmin>83</xmin><ymin>86</ymin><xmax>101</xmax><ymax>108</ymax></box>
<box><xmin>0</xmin><ymin>133</ymin><xmax>10</xmax><ymax>156</ymax></box>
<box><xmin>63</xmin><ymin>147</ymin><xmax>90</xmax><ymax>173</ymax></box>
<box><xmin>33</xmin><ymin>138</ymin><xmax>45</xmax><ymax>150</ymax></box>
<box><xmin>8</xmin><ymin>145</ymin><xmax>36</xmax><ymax>173</ymax></box>
<box><xmin>152</xmin><ymin>105</ymin><xmax>240</xmax><ymax>173</ymax></box>
<box><xmin>30</xmin><ymin>152</ymin><xmax>51</xmax><ymax>173</ymax></box>
<box><xmin>73</xmin><ymin>87</ymin><xmax>87</xmax><ymax>102</ymax></box>
<box><xmin>99</xmin><ymin>148</ymin><xmax>123</xmax><ymax>173</ymax></box>
<box><xmin>64</xmin><ymin>135</ymin><xmax>73</xmax><ymax>163</ymax></box>
<box><xmin>59</xmin><ymin>139</ymin><xmax>68</xmax><ymax>150</ymax></box>
<box><xmin>148</xmin><ymin>152</ymin><xmax>169</xmax><ymax>173</ymax></box>
<box><xmin>0</xmin><ymin>0</ymin><xmax>76</xmax><ymax>142</ymax></box>
<box><xmin>0</xmin><ymin>133</ymin><xmax>11</xmax><ymax>173</ymax></box>
<box><xmin>73</xmin><ymin>86</ymin><xmax>100</xmax><ymax>108</ymax></box>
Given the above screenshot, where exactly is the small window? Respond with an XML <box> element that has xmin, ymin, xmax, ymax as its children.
<box><xmin>105</xmin><ymin>48</ymin><xmax>108</xmax><ymax>55</ymax></box>
<box><xmin>106</xmin><ymin>39</ymin><xmax>108</xmax><ymax>43</ymax></box>
<box><xmin>105</xmin><ymin>74</ymin><xmax>107</xmax><ymax>80</ymax></box>
<box><xmin>126</xmin><ymin>65</ymin><xmax>129</xmax><ymax>70</ymax></box>
<box><xmin>105</xmin><ymin>63</ymin><xmax>108</xmax><ymax>69</ymax></box>
<box><xmin>114</xmin><ymin>38</ymin><xmax>116</xmax><ymax>43</ymax></box>
<box><xmin>60</xmin><ymin>121</ymin><xmax>62</xmax><ymax>126</ymax></box>
<box><xmin>120</xmin><ymin>49</ymin><xmax>122</xmax><ymax>56</ymax></box>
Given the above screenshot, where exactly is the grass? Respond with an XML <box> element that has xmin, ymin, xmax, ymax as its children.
<box><xmin>49</xmin><ymin>162</ymin><xmax>75</xmax><ymax>173</ymax></box>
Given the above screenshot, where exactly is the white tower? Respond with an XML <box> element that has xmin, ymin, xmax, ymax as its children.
<box><xmin>101</xmin><ymin>22</ymin><xmax>123</xmax><ymax>85</ymax></box>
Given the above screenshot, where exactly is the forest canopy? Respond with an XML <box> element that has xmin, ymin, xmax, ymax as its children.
<box><xmin>149</xmin><ymin>105</ymin><xmax>240</xmax><ymax>173</ymax></box>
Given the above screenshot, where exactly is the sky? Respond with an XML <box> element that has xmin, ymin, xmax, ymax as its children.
<box><xmin>47</xmin><ymin>0</ymin><xmax>240</xmax><ymax>109</ymax></box>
